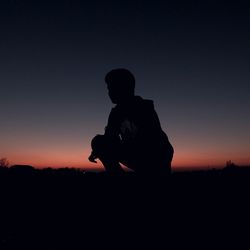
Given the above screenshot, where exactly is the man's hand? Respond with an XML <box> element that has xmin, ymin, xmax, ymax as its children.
<box><xmin>88</xmin><ymin>152</ymin><xmax>98</xmax><ymax>163</ymax></box>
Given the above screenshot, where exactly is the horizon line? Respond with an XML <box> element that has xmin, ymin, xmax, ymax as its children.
<box><xmin>5</xmin><ymin>164</ymin><xmax>250</xmax><ymax>172</ymax></box>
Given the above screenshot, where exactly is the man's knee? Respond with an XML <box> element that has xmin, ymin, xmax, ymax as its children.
<box><xmin>91</xmin><ymin>135</ymin><xmax>106</xmax><ymax>154</ymax></box>
<box><xmin>91</xmin><ymin>134</ymin><xmax>119</xmax><ymax>158</ymax></box>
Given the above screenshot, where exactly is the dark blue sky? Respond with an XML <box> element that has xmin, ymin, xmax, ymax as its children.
<box><xmin>1</xmin><ymin>0</ymin><xmax>250</xmax><ymax>169</ymax></box>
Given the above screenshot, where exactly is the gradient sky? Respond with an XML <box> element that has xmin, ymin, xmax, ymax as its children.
<box><xmin>1</xmin><ymin>0</ymin><xmax>250</xmax><ymax>170</ymax></box>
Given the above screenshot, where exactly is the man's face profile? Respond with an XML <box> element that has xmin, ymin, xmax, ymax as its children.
<box><xmin>107</xmin><ymin>83</ymin><xmax>121</xmax><ymax>104</ymax></box>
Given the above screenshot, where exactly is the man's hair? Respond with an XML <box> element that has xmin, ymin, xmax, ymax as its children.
<box><xmin>105</xmin><ymin>68</ymin><xmax>135</xmax><ymax>93</ymax></box>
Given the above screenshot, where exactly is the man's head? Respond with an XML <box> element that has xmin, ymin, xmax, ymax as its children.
<box><xmin>105</xmin><ymin>68</ymin><xmax>135</xmax><ymax>104</ymax></box>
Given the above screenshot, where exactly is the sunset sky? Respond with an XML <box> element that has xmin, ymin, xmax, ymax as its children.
<box><xmin>1</xmin><ymin>0</ymin><xmax>250</xmax><ymax>170</ymax></box>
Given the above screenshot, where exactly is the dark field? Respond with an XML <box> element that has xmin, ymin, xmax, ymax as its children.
<box><xmin>1</xmin><ymin>166</ymin><xmax>250</xmax><ymax>249</ymax></box>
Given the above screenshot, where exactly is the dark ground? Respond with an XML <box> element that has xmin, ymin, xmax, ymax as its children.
<box><xmin>0</xmin><ymin>165</ymin><xmax>250</xmax><ymax>249</ymax></box>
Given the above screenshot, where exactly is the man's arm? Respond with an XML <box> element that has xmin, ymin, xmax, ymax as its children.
<box><xmin>104</xmin><ymin>108</ymin><xmax>120</xmax><ymax>139</ymax></box>
<box><xmin>88</xmin><ymin>108</ymin><xmax>120</xmax><ymax>163</ymax></box>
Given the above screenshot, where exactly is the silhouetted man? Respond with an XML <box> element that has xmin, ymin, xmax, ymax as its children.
<box><xmin>89</xmin><ymin>69</ymin><xmax>174</xmax><ymax>175</ymax></box>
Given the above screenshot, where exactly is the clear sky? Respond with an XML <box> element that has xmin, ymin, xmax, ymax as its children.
<box><xmin>1</xmin><ymin>0</ymin><xmax>250</xmax><ymax>170</ymax></box>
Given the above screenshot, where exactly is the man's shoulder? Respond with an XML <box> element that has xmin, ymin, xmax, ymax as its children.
<box><xmin>134</xmin><ymin>96</ymin><xmax>154</xmax><ymax>109</ymax></box>
<box><xmin>111</xmin><ymin>96</ymin><xmax>154</xmax><ymax>113</ymax></box>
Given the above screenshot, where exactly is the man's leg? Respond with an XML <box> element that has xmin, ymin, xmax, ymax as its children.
<box><xmin>123</xmin><ymin>143</ymin><xmax>173</xmax><ymax>175</ymax></box>
<box><xmin>91</xmin><ymin>135</ymin><xmax>125</xmax><ymax>174</ymax></box>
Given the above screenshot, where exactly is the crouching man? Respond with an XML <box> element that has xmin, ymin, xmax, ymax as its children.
<box><xmin>88</xmin><ymin>69</ymin><xmax>174</xmax><ymax>175</ymax></box>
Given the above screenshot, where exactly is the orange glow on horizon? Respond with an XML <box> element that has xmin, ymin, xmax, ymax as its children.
<box><xmin>2</xmin><ymin>139</ymin><xmax>249</xmax><ymax>171</ymax></box>
<box><xmin>5</xmin><ymin>150</ymin><xmax>250</xmax><ymax>171</ymax></box>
